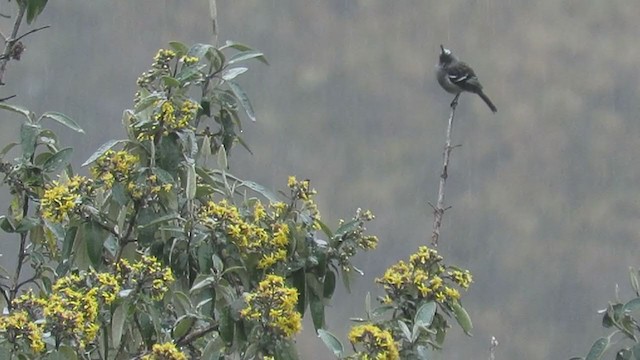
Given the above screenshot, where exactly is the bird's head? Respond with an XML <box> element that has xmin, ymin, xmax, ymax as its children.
<box><xmin>439</xmin><ymin>45</ymin><xmax>456</xmax><ymax>65</ymax></box>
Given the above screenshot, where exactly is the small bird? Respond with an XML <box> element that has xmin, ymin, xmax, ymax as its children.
<box><xmin>437</xmin><ymin>45</ymin><xmax>497</xmax><ymax>113</ymax></box>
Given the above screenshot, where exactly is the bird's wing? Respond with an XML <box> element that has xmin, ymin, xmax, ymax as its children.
<box><xmin>447</xmin><ymin>62</ymin><xmax>483</xmax><ymax>92</ymax></box>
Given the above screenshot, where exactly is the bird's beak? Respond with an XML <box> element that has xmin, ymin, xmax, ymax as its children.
<box><xmin>440</xmin><ymin>44</ymin><xmax>445</xmax><ymax>54</ymax></box>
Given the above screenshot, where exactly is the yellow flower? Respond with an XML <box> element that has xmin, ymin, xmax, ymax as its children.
<box><xmin>142</xmin><ymin>342</ymin><xmax>187</xmax><ymax>360</ymax></box>
<box><xmin>348</xmin><ymin>324</ymin><xmax>399</xmax><ymax>360</ymax></box>
<box><xmin>241</xmin><ymin>275</ymin><xmax>302</xmax><ymax>338</ymax></box>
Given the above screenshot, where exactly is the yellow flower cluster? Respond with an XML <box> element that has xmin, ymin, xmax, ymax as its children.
<box><xmin>0</xmin><ymin>309</ymin><xmax>45</xmax><ymax>353</ymax></box>
<box><xmin>240</xmin><ymin>275</ymin><xmax>302</xmax><ymax>338</ymax></box>
<box><xmin>154</xmin><ymin>99</ymin><xmax>198</xmax><ymax>133</ymax></box>
<box><xmin>40</xmin><ymin>175</ymin><xmax>93</xmax><ymax>223</ymax></box>
<box><xmin>198</xmin><ymin>199</ymin><xmax>290</xmax><ymax>269</ymax></box>
<box><xmin>180</xmin><ymin>55</ymin><xmax>199</xmax><ymax>66</ymax></box>
<box><xmin>287</xmin><ymin>176</ymin><xmax>320</xmax><ymax>227</ymax></box>
<box><xmin>90</xmin><ymin>149</ymin><xmax>139</xmax><ymax>188</ymax></box>
<box><xmin>152</xmin><ymin>49</ymin><xmax>177</xmax><ymax>70</ymax></box>
<box><xmin>348</xmin><ymin>324</ymin><xmax>399</xmax><ymax>360</ymax></box>
<box><xmin>116</xmin><ymin>255</ymin><xmax>175</xmax><ymax>300</ymax></box>
<box><xmin>0</xmin><ymin>258</ymin><xmax>174</xmax><ymax>354</ymax></box>
<box><xmin>127</xmin><ymin>173</ymin><xmax>173</xmax><ymax>201</ymax></box>
<box><xmin>376</xmin><ymin>246</ymin><xmax>471</xmax><ymax>306</ymax></box>
<box><xmin>142</xmin><ymin>342</ymin><xmax>187</xmax><ymax>360</ymax></box>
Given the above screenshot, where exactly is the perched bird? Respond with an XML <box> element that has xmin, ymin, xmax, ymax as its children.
<box><xmin>436</xmin><ymin>45</ymin><xmax>497</xmax><ymax>113</ymax></box>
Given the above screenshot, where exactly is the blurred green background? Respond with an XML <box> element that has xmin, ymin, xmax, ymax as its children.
<box><xmin>2</xmin><ymin>1</ymin><xmax>640</xmax><ymax>358</ymax></box>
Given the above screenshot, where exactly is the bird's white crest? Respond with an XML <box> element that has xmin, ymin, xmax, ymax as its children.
<box><xmin>442</xmin><ymin>47</ymin><xmax>452</xmax><ymax>55</ymax></box>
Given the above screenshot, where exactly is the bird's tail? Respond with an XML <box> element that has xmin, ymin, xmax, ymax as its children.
<box><xmin>477</xmin><ymin>91</ymin><xmax>497</xmax><ymax>113</ymax></box>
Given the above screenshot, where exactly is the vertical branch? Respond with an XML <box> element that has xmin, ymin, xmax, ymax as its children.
<box><xmin>0</xmin><ymin>3</ymin><xmax>26</xmax><ymax>85</ymax></box>
<box><xmin>209</xmin><ymin>0</ymin><xmax>218</xmax><ymax>47</ymax></box>
<box><xmin>430</xmin><ymin>94</ymin><xmax>460</xmax><ymax>246</ymax></box>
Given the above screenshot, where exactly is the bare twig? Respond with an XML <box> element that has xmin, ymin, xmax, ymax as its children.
<box><xmin>431</xmin><ymin>94</ymin><xmax>460</xmax><ymax>246</ymax></box>
<box><xmin>14</xmin><ymin>25</ymin><xmax>50</xmax><ymax>43</ymax></box>
<box><xmin>489</xmin><ymin>336</ymin><xmax>499</xmax><ymax>360</ymax></box>
<box><xmin>0</xmin><ymin>94</ymin><xmax>15</xmax><ymax>102</ymax></box>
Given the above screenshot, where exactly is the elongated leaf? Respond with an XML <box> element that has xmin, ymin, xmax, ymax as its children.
<box><xmin>82</xmin><ymin>139</ymin><xmax>127</xmax><ymax>166</ymax></box>
<box><xmin>227</xmin><ymin>81</ymin><xmax>256</xmax><ymax>122</ymax></box>
<box><xmin>317</xmin><ymin>329</ymin><xmax>343</xmax><ymax>357</ymax></box>
<box><xmin>26</xmin><ymin>0</ymin><xmax>48</xmax><ymax>24</ymax></box>
<box><xmin>228</xmin><ymin>51</ymin><xmax>268</xmax><ymax>65</ymax></box>
<box><xmin>0</xmin><ymin>103</ymin><xmax>34</xmax><ymax>121</ymax></box>
<box><xmin>83</xmin><ymin>221</ymin><xmax>107</xmax><ymax>267</ymax></box>
<box><xmin>309</xmin><ymin>293</ymin><xmax>325</xmax><ymax>330</ymax></box>
<box><xmin>201</xmin><ymin>337</ymin><xmax>225</xmax><ymax>360</ymax></box>
<box><xmin>585</xmin><ymin>337</ymin><xmax>608</xmax><ymax>360</ymax></box>
<box><xmin>451</xmin><ymin>301</ymin><xmax>473</xmax><ymax>335</ymax></box>
<box><xmin>186</xmin><ymin>162</ymin><xmax>197</xmax><ymax>200</ymax></box>
<box><xmin>220</xmin><ymin>41</ymin><xmax>254</xmax><ymax>52</ymax></box>
<box><xmin>169</xmin><ymin>41</ymin><xmax>189</xmax><ymax>56</ymax></box>
<box><xmin>221</xmin><ymin>67</ymin><xmax>248</xmax><ymax>81</ymax></box>
<box><xmin>41</xmin><ymin>111</ymin><xmax>84</xmax><ymax>133</ymax></box>
<box><xmin>415</xmin><ymin>301</ymin><xmax>437</xmax><ymax>328</ymax></box>
<box><xmin>172</xmin><ymin>315</ymin><xmax>196</xmax><ymax>339</ymax></box>
<box><xmin>240</xmin><ymin>180</ymin><xmax>279</xmax><ymax>203</ymax></box>
<box><xmin>323</xmin><ymin>270</ymin><xmax>336</xmax><ymax>299</ymax></box>
<box><xmin>42</xmin><ymin>147</ymin><xmax>73</xmax><ymax>173</ymax></box>
<box><xmin>398</xmin><ymin>320</ymin><xmax>412</xmax><ymax>341</ymax></box>
<box><xmin>111</xmin><ymin>303</ymin><xmax>129</xmax><ymax>349</ymax></box>
<box><xmin>20</xmin><ymin>122</ymin><xmax>39</xmax><ymax>159</ymax></box>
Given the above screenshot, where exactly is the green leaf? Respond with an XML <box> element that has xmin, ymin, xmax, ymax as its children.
<box><xmin>46</xmin><ymin>345</ymin><xmax>78</xmax><ymax>360</ymax></box>
<box><xmin>26</xmin><ymin>0</ymin><xmax>48</xmax><ymax>24</ymax></box>
<box><xmin>111</xmin><ymin>303</ymin><xmax>128</xmax><ymax>350</ymax></box>
<box><xmin>162</xmin><ymin>76</ymin><xmax>181</xmax><ymax>88</ymax></box>
<box><xmin>14</xmin><ymin>216</ymin><xmax>39</xmax><ymax>233</ymax></box>
<box><xmin>323</xmin><ymin>271</ymin><xmax>336</xmax><ymax>299</ymax></box>
<box><xmin>309</xmin><ymin>293</ymin><xmax>325</xmax><ymax>330</ymax></box>
<box><xmin>291</xmin><ymin>269</ymin><xmax>307</xmax><ymax>315</ymax></box>
<box><xmin>618</xmin><ymin>349</ymin><xmax>632</xmax><ymax>360</ymax></box>
<box><xmin>219</xmin><ymin>306</ymin><xmax>234</xmax><ymax>344</ymax></box>
<box><xmin>631</xmin><ymin>342</ymin><xmax>640</xmax><ymax>359</ymax></box>
<box><xmin>82</xmin><ymin>139</ymin><xmax>128</xmax><ymax>166</ymax></box>
<box><xmin>40</xmin><ymin>111</ymin><xmax>84</xmax><ymax>133</ymax></box>
<box><xmin>186</xmin><ymin>162</ymin><xmax>197</xmax><ymax>200</ymax></box>
<box><xmin>42</xmin><ymin>147</ymin><xmax>73</xmax><ymax>173</ymax></box>
<box><xmin>585</xmin><ymin>337</ymin><xmax>609</xmax><ymax>360</ymax></box>
<box><xmin>169</xmin><ymin>41</ymin><xmax>189</xmax><ymax>57</ymax></box>
<box><xmin>451</xmin><ymin>301</ymin><xmax>473</xmax><ymax>335</ymax></box>
<box><xmin>240</xmin><ymin>180</ymin><xmax>279</xmax><ymax>203</ymax></box>
<box><xmin>221</xmin><ymin>67</ymin><xmax>248</xmax><ymax>81</ymax></box>
<box><xmin>220</xmin><ymin>41</ymin><xmax>254</xmax><ymax>52</ymax></box>
<box><xmin>20</xmin><ymin>122</ymin><xmax>39</xmax><ymax>159</ymax></box>
<box><xmin>83</xmin><ymin>221</ymin><xmax>107</xmax><ymax>267</ymax></box>
<box><xmin>0</xmin><ymin>142</ymin><xmax>18</xmax><ymax>157</ymax></box>
<box><xmin>623</xmin><ymin>298</ymin><xmax>640</xmax><ymax>315</ymax></box>
<box><xmin>227</xmin><ymin>81</ymin><xmax>256</xmax><ymax>122</ymax></box>
<box><xmin>190</xmin><ymin>276</ymin><xmax>215</xmax><ymax>293</ymax></box>
<box><xmin>398</xmin><ymin>320</ymin><xmax>412</xmax><ymax>341</ymax></box>
<box><xmin>228</xmin><ymin>51</ymin><xmax>268</xmax><ymax>65</ymax></box>
<box><xmin>415</xmin><ymin>301</ymin><xmax>437</xmax><ymax>328</ymax></box>
<box><xmin>317</xmin><ymin>329</ymin><xmax>343</xmax><ymax>357</ymax></box>
<box><xmin>0</xmin><ymin>103</ymin><xmax>34</xmax><ymax>121</ymax></box>
<box><xmin>201</xmin><ymin>336</ymin><xmax>225</xmax><ymax>360</ymax></box>
<box><xmin>172</xmin><ymin>315</ymin><xmax>196</xmax><ymax>339</ymax></box>
<box><xmin>188</xmin><ymin>43</ymin><xmax>216</xmax><ymax>59</ymax></box>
